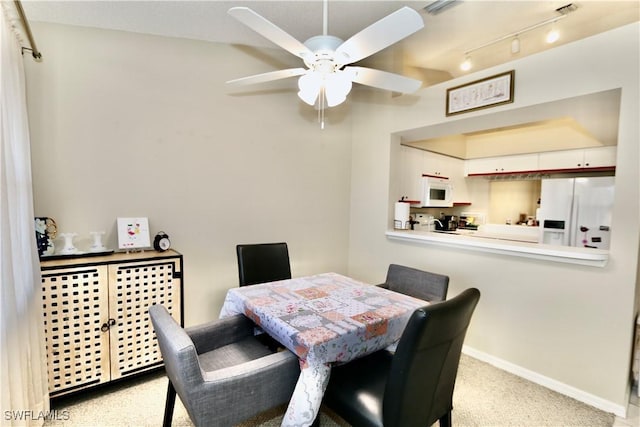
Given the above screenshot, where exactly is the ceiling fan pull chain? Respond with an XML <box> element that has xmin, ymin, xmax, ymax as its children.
<box><xmin>320</xmin><ymin>89</ymin><xmax>326</xmax><ymax>129</ymax></box>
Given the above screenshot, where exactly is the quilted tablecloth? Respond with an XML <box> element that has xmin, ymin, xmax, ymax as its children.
<box><xmin>219</xmin><ymin>272</ymin><xmax>426</xmax><ymax>427</ymax></box>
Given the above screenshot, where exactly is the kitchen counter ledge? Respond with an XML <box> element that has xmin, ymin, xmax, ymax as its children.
<box><xmin>386</xmin><ymin>229</ymin><xmax>609</xmax><ymax>267</ymax></box>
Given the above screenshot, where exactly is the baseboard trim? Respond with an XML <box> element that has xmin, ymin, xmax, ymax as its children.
<box><xmin>462</xmin><ymin>345</ymin><xmax>627</xmax><ymax>418</ymax></box>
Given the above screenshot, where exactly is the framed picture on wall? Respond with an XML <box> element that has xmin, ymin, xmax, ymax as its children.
<box><xmin>117</xmin><ymin>217</ymin><xmax>151</xmax><ymax>250</ymax></box>
<box><xmin>446</xmin><ymin>70</ymin><xmax>515</xmax><ymax>116</ymax></box>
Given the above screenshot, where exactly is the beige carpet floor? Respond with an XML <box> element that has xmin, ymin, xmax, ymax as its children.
<box><xmin>46</xmin><ymin>355</ymin><xmax>614</xmax><ymax>426</ymax></box>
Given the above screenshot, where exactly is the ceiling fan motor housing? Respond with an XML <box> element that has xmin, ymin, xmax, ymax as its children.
<box><xmin>303</xmin><ymin>35</ymin><xmax>348</xmax><ymax>69</ymax></box>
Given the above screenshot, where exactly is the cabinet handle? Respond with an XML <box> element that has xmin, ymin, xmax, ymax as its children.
<box><xmin>101</xmin><ymin>318</ymin><xmax>116</xmax><ymax>332</ymax></box>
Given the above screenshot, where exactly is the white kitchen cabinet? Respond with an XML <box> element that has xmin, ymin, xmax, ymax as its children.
<box><xmin>465</xmin><ymin>153</ymin><xmax>539</xmax><ymax>176</ymax></box>
<box><xmin>584</xmin><ymin>146</ymin><xmax>617</xmax><ymax>167</ymax></box>
<box><xmin>538</xmin><ymin>146</ymin><xmax>616</xmax><ymax>171</ymax></box>
<box><xmin>398</xmin><ymin>145</ymin><xmax>424</xmax><ymax>202</ymax></box>
<box><xmin>399</xmin><ymin>147</ymin><xmax>469</xmax><ymax>203</ymax></box>
<box><xmin>40</xmin><ymin>250</ymin><xmax>183</xmax><ymax>397</ymax></box>
<box><xmin>399</xmin><ymin>145</ymin><xmax>468</xmax><ymax>202</ymax></box>
<box><xmin>423</xmin><ymin>151</ymin><xmax>469</xmax><ymax>202</ymax></box>
<box><xmin>422</xmin><ymin>151</ymin><xmax>459</xmax><ymax>178</ymax></box>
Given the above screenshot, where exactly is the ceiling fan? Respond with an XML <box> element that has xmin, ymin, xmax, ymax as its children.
<box><xmin>226</xmin><ymin>1</ymin><xmax>425</xmax><ymax>110</ymax></box>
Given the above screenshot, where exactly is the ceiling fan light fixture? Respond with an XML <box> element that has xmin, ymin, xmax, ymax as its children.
<box><xmin>325</xmin><ymin>73</ymin><xmax>353</xmax><ymax>107</ymax></box>
<box><xmin>325</xmin><ymin>91</ymin><xmax>347</xmax><ymax>108</ymax></box>
<box><xmin>298</xmin><ymin>73</ymin><xmax>322</xmax><ymax>105</ymax></box>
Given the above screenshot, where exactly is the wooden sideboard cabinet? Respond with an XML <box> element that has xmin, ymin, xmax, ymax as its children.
<box><xmin>39</xmin><ymin>249</ymin><xmax>183</xmax><ymax>397</ymax></box>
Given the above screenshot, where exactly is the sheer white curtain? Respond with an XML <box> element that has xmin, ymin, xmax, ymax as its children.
<box><xmin>1</xmin><ymin>3</ymin><xmax>49</xmax><ymax>426</ymax></box>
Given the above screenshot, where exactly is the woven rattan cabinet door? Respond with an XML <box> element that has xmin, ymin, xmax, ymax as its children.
<box><xmin>108</xmin><ymin>257</ymin><xmax>182</xmax><ymax>380</ymax></box>
<box><xmin>41</xmin><ymin>266</ymin><xmax>111</xmax><ymax>396</ymax></box>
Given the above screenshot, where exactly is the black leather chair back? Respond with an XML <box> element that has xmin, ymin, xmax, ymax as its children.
<box><xmin>383</xmin><ymin>288</ymin><xmax>480</xmax><ymax>427</ymax></box>
<box><xmin>384</xmin><ymin>264</ymin><xmax>449</xmax><ymax>302</ymax></box>
<box><xmin>236</xmin><ymin>242</ymin><xmax>291</xmax><ymax>286</ymax></box>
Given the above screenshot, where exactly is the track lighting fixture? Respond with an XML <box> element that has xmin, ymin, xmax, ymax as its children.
<box><xmin>546</xmin><ymin>27</ymin><xmax>560</xmax><ymax>44</ymax></box>
<box><xmin>424</xmin><ymin>0</ymin><xmax>460</xmax><ymax>15</ymax></box>
<box><xmin>460</xmin><ymin>56</ymin><xmax>472</xmax><ymax>71</ymax></box>
<box><xmin>511</xmin><ymin>37</ymin><xmax>520</xmax><ymax>54</ymax></box>
<box><xmin>459</xmin><ymin>3</ymin><xmax>576</xmax><ymax>71</ymax></box>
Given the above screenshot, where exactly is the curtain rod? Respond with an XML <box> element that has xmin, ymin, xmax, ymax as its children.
<box><xmin>14</xmin><ymin>0</ymin><xmax>42</xmax><ymax>60</ymax></box>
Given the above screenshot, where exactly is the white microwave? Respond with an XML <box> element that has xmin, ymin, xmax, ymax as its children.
<box><xmin>421</xmin><ymin>176</ymin><xmax>453</xmax><ymax>207</ymax></box>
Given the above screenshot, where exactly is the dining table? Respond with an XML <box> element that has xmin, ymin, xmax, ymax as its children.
<box><xmin>219</xmin><ymin>272</ymin><xmax>428</xmax><ymax>427</ymax></box>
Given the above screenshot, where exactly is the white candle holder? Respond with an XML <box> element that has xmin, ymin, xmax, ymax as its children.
<box><xmin>59</xmin><ymin>233</ymin><xmax>79</xmax><ymax>255</ymax></box>
<box><xmin>89</xmin><ymin>231</ymin><xmax>107</xmax><ymax>253</ymax></box>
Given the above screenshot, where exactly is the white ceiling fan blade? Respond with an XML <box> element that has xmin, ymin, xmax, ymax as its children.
<box><xmin>346</xmin><ymin>66</ymin><xmax>422</xmax><ymax>94</ymax></box>
<box><xmin>228</xmin><ymin>7</ymin><xmax>314</xmax><ymax>60</ymax></box>
<box><xmin>335</xmin><ymin>7</ymin><xmax>424</xmax><ymax>65</ymax></box>
<box><xmin>227</xmin><ymin>68</ymin><xmax>307</xmax><ymax>86</ymax></box>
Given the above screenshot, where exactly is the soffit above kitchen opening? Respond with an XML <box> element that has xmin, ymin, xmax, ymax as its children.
<box><xmin>401</xmin><ymin>89</ymin><xmax>621</xmax><ymax>159</ymax></box>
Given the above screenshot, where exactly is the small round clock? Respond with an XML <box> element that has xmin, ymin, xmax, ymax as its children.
<box><xmin>153</xmin><ymin>231</ymin><xmax>171</xmax><ymax>252</ymax></box>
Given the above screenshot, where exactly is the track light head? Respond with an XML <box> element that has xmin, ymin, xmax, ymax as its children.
<box><xmin>511</xmin><ymin>37</ymin><xmax>520</xmax><ymax>54</ymax></box>
<box><xmin>460</xmin><ymin>56</ymin><xmax>472</xmax><ymax>71</ymax></box>
<box><xmin>546</xmin><ymin>27</ymin><xmax>560</xmax><ymax>43</ymax></box>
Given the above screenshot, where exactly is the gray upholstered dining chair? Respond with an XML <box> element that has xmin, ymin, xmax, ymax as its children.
<box><xmin>378</xmin><ymin>263</ymin><xmax>449</xmax><ymax>302</ymax></box>
<box><xmin>236</xmin><ymin>242</ymin><xmax>292</xmax><ymax>286</ymax></box>
<box><xmin>321</xmin><ymin>288</ymin><xmax>481</xmax><ymax>427</ymax></box>
<box><xmin>149</xmin><ymin>304</ymin><xmax>300</xmax><ymax>427</ymax></box>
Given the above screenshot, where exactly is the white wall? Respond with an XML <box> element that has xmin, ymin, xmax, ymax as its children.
<box><xmin>25</xmin><ymin>23</ymin><xmax>353</xmax><ymax>327</ymax></box>
<box><xmin>348</xmin><ymin>23</ymin><xmax>639</xmax><ymax>414</ymax></box>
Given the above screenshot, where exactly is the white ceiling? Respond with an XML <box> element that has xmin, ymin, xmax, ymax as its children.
<box><xmin>20</xmin><ymin>1</ymin><xmax>640</xmax><ymax>87</ymax></box>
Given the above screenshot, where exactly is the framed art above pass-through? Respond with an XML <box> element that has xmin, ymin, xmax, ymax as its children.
<box><xmin>446</xmin><ymin>70</ymin><xmax>515</xmax><ymax>116</ymax></box>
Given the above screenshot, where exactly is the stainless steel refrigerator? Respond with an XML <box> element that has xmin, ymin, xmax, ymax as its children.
<box><xmin>537</xmin><ymin>177</ymin><xmax>615</xmax><ymax>249</ymax></box>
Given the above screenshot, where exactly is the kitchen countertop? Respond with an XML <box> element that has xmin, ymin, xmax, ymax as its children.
<box><xmin>386</xmin><ymin>229</ymin><xmax>609</xmax><ymax>267</ymax></box>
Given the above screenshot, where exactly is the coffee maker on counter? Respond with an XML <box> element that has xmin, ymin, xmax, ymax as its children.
<box><xmin>436</xmin><ymin>215</ymin><xmax>459</xmax><ymax>231</ymax></box>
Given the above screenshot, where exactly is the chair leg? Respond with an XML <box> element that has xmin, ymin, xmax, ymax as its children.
<box><xmin>163</xmin><ymin>380</ymin><xmax>177</xmax><ymax>427</ymax></box>
<box><xmin>439</xmin><ymin>410</ymin><xmax>452</xmax><ymax>427</ymax></box>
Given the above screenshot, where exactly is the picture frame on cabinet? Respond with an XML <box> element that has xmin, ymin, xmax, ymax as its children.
<box><xmin>117</xmin><ymin>217</ymin><xmax>151</xmax><ymax>250</ymax></box>
<box><xmin>446</xmin><ymin>70</ymin><xmax>515</xmax><ymax>116</ymax></box>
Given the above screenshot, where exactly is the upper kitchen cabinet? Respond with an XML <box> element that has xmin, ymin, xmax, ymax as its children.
<box><xmin>538</xmin><ymin>146</ymin><xmax>616</xmax><ymax>172</ymax></box>
<box><xmin>398</xmin><ymin>146</ymin><xmax>469</xmax><ymax>204</ymax></box>
<box><xmin>464</xmin><ymin>147</ymin><xmax>616</xmax><ymax>176</ymax></box>
<box><xmin>398</xmin><ymin>145</ymin><xmax>424</xmax><ymax>203</ymax></box>
<box><xmin>423</xmin><ymin>150</ymin><xmax>461</xmax><ymax>179</ymax></box>
<box><xmin>465</xmin><ymin>153</ymin><xmax>539</xmax><ymax>176</ymax></box>
<box><xmin>424</xmin><ymin>151</ymin><xmax>469</xmax><ymax>202</ymax></box>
